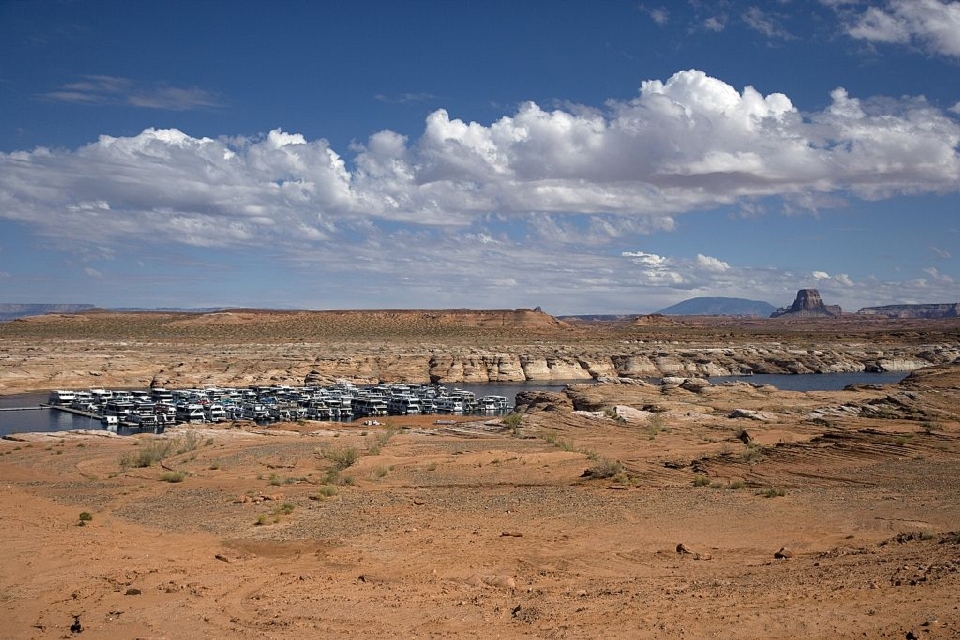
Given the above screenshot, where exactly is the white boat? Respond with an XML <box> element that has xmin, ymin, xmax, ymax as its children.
<box><xmin>240</xmin><ymin>403</ymin><xmax>270</xmax><ymax>421</ymax></box>
<box><xmin>175</xmin><ymin>403</ymin><xmax>207</xmax><ymax>424</ymax></box>
<box><xmin>434</xmin><ymin>396</ymin><xmax>464</xmax><ymax>413</ymax></box>
<box><xmin>353</xmin><ymin>396</ymin><xmax>388</xmax><ymax>416</ymax></box>
<box><xmin>477</xmin><ymin>395</ymin><xmax>510</xmax><ymax>412</ymax></box>
<box><xmin>449</xmin><ymin>389</ymin><xmax>478</xmax><ymax>412</ymax></box>
<box><xmin>204</xmin><ymin>403</ymin><xmax>227</xmax><ymax>422</ymax></box>
<box><xmin>101</xmin><ymin>414</ymin><xmax>119</xmax><ymax>431</ymax></box>
<box><xmin>48</xmin><ymin>390</ymin><xmax>76</xmax><ymax>405</ymax></box>
<box><xmin>387</xmin><ymin>395</ymin><xmax>421</xmax><ymax>415</ymax></box>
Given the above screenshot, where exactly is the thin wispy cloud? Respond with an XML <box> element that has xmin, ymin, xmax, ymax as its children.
<box><xmin>641</xmin><ymin>5</ymin><xmax>670</xmax><ymax>26</ymax></box>
<box><xmin>845</xmin><ymin>0</ymin><xmax>960</xmax><ymax>57</ymax></box>
<box><xmin>41</xmin><ymin>75</ymin><xmax>221</xmax><ymax>111</ymax></box>
<box><xmin>702</xmin><ymin>16</ymin><xmax>726</xmax><ymax>32</ymax></box>
<box><xmin>374</xmin><ymin>92</ymin><xmax>438</xmax><ymax>104</ymax></box>
<box><xmin>742</xmin><ymin>7</ymin><xmax>796</xmax><ymax>40</ymax></box>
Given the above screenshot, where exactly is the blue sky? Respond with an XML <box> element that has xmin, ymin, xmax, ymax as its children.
<box><xmin>1</xmin><ymin>0</ymin><xmax>958</xmax><ymax>314</ymax></box>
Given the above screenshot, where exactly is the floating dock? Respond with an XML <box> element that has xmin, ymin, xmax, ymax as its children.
<box><xmin>0</xmin><ymin>406</ymin><xmax>46</xmax><ymax>412</ymax></box>
<box><xmin>49</xmin><ymin>405</ymin><xmax>102</xmax><ymax>419</ymax></box>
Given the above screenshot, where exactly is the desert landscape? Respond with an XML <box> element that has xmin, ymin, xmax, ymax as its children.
<box><xmin>1</xmin><ymin>309</ymin><xmax>959</xmax><ymax>638</ymax></box>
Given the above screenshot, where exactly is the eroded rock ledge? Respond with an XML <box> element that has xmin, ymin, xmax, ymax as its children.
<box><xmin>1</xmin><ymin>309</ymin><xmax>957</xmax><ymax>393</ymax></box>
<box><xmin>1</xmin><ymin>341</ymin><xmax>956</xmax><ymax>393</ymax></box>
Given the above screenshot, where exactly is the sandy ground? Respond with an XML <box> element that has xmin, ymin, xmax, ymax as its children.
<box><xmin>2</xmin><ymin>365</ymin><xmax>960</xmax><ymax>638</ymax></box>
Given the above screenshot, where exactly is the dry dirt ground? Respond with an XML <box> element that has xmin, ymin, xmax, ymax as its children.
<box><xmin>2</xmin><ymin>365</ymin><xmax>960</xmax><ymax>638</ymax></box>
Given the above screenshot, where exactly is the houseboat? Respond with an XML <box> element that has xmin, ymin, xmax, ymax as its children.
<box><xmin>48</xmin><ymin>390</ymin><xmax>77</xmax><ymax>406</ymax></box>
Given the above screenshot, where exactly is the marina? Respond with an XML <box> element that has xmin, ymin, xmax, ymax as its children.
<box><xmin>1</xmin><ymin>381</ymin><xmax>524</xmax><ymax>437</ymax></box>
<box><xmin>0</xmin><ymin>372</ymin><xmax>912</xmax><ymax>438</ymax></box>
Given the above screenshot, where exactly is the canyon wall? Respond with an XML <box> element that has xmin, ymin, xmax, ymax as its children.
<box><xmin>2</xmin><ymin>341</ymin><xmax>957</xmax><ymax>393</ymax></box>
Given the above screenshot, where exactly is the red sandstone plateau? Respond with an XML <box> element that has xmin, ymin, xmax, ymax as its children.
<box><xmin>1</xmin><ymin>309</ymin><xmax>959</xmax><ymax>638</ymax></box>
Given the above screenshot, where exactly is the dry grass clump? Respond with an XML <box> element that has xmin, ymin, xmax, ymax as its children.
<box><xmin>120</xmin><ymin>440</ymin><xmax>175</xmax><ymax>469</ymax></box>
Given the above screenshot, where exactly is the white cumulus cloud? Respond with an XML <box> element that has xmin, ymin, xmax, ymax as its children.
<box><xmin>696</xmin><ymin>254</ymin><xmax>730</xmax><ymax>272</ymax></box>
<box><xmin>1</xmin><ymin>69</ymin><xmax>958</xmax><ymax>258</ymax></box>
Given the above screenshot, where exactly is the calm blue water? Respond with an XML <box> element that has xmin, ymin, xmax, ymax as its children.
<box><xmin>0</xmin><ymin>372</ymin><xmax>910</xmax><ymax>437</ymax></box>
<box><xmin>708</xmin><ymin>371</ymin><xmax>909</xmax><ymax>391</ymax></box>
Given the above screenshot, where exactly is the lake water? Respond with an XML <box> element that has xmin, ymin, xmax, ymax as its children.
<box><xmin>0</xmin><ymin>372</ymin><xmax>911</xmax><ymax>437</ymax></box>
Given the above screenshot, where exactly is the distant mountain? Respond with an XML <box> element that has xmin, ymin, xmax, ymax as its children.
<box><xmin>657</xmin><ymin>297</ymin><xmax>776</xmax><ymax>317</ymax></box>
<box><xmin>0</xmin><ymin>303</ymin><xmax>96</xmax><ymax>322</ymax></box>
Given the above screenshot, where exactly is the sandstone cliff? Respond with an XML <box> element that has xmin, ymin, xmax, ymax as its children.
<box><xmin>857</xmin><ymin>303</ymin><xmax>960</xmax><ymax>319</ymax></box>
<box><xmin>1</xmin><ymin>309</ymin><xmax>957</xmax><ymax>393</ymax></box>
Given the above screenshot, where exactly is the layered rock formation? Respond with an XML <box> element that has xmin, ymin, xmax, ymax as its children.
<box><xmin>857</xmin><ymin>303</ymin><xmax>960</xmax><ymax>319</ymax></box>
<box><xmin>771</xmin><ymin>289</ymin><xmax>841</xmax><ymax>318</ymax></box>
<box><xmin>1</xmin><ymin>308</ymin><xmax>957</xmax><ymax>393</ymax></box>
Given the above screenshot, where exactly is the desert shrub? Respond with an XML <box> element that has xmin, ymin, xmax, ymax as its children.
<box><xmin>208</xmin><ymin>461</ymin><xmax>221</xmax><ymax>470</ymax></box>
<box><xmin>693</xmin><ymin>473</ymin><xmax>711</xmax><ymax>487</ymax></box>
<box><xmin>315</xmin><ymin>485</ymin><xmax>338</xmax><ymax>499</ymax></box>
<box><xmin>120</xmin><ymin>439</ymin><xmax>174</xmax><ymax>469</ymax></box>
<box><xmin>375</xmin><ymin>427</ymin><xmax>398</xmax><ymax>447</ymax></box>
<box><xmin>254</xmin><ymin>514</ymin><xmax>269</xmax><ymax>526</ymax></box>
<box><xmin>728</xmin><ymin>480</ymin><xmax>746</xmax><ymax>490</ymax></box>
<box><xmin>176</xmin><ymin>431</ymin><xmax>199</xmax><ymax>455</ymax></box>
<box><xmin>647</xmin><ymin>413</ymin><xmax>664</xmax><ymax>439</ymax></box>
<box><xmin>543</xmin><ymin>431</ymin><xmax>576</xmax><ymax>452</ymax></box>
<box><xmin>762</xmin><ymin>486</ymin><xmax>786</xmax><ymax>498</ymax></box>
<box><xmin>77</xmin><ymin>511</ymin><xmax>93</xmax><ymax>526</ymax></box>
<box><xmin>373</xmin><ymin>466</ymin><xmax>389</xmax><ymax>479</ymax></box>
<box><xmin>503</xmin><ymin>412</ymin><xmax>523</xmax><ymax>433</ymax></box>
<box><xmin>323</xmin><ymin>446</ymin><xmax>359</xmax><ymax>470</ymax></box>
<box><xmin>160</xmin><ymin>471</ymin><xmax>186</xmax><ymax>483</ymax></box>
<box><xmin>268</xmin><ymin>473</ymin><xmax>281</xmax><ymax>486</ymax></box>
<box><xmin>740</xmin><ymin>443</ymin><xmax>765</xmax><ymax>464</ymax></box>
<box><xmin>587</xmin><ymin>457</ymin><xmax>623</xmax><ymax>479</ymax></box>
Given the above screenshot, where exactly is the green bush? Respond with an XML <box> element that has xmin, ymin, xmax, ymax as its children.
<box><xmin>323</xmin><ymin>446</ymin><xmax>359</xmax><ymax>470</ymax></box>
<box><xmin>315</xmin><ymin>485</ymin><xmax>338</xmax><ymax>498</ymax></box>
<box><xmin>693</xmin><ymin>474</ymin><xmax>711</xmax><ymax>487</ymax></box>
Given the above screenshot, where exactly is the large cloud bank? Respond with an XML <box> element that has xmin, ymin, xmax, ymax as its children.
<box><xmin>1</xmin><ymin>70</ymin><xmax>958</xmax><ymax>249</ymax></box>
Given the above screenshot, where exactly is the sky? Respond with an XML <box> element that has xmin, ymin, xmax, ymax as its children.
<box><xmin>0</xmin><ymin>0</ymin><xmax>958</xmax><ymax>315</ymax></box>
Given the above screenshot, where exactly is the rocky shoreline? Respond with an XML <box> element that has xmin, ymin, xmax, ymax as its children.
<box><xmin>1</xmin><ymin>309</ymin><xmax>957</xmax><ymax>393</ymax></box>
<box><xmin>1</xmin><ymin>339</ymin><xmax>956</xmax><ymax>394</ymax></box>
